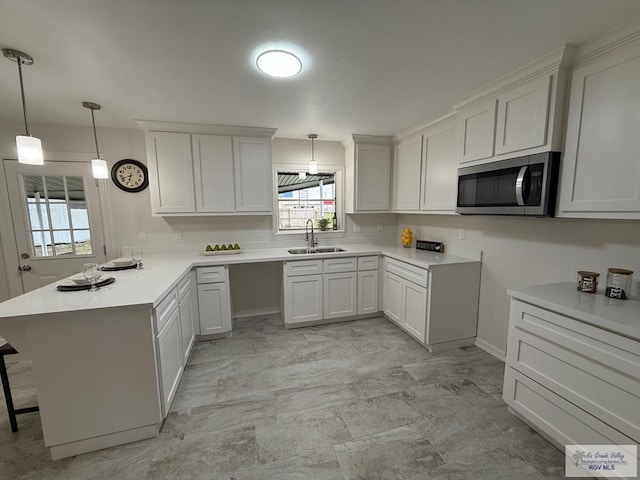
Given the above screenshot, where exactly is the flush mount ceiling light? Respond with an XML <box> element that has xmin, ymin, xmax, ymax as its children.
<box><xmin>83</xmin><ymin>101</ymin><xmax>108</xmax><ymax>179</ymax></box>
<box><xmin>308</xmin><ymin>134</ymin><xmax>318</xmax><ymax>175</ymax></box>
<box><xmin>3</xmin><ymin>48</ymin><xmax>43</xmax><ymax>165</ymax></box>
<box><xmin>256</xmin><ymin>50</ymin><xmax>302</xmax><ymax>78</ymax></box>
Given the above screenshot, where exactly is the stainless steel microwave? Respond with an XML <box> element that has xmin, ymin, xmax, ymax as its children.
<box><xmin>456</xmin><ymin>152</ymin><xmax>560</xmax><ymax>216</ymax></box>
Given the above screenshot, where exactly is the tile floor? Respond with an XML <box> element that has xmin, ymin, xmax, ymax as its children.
<box><xmin>0</xmin><ymin>315</ymin><xmax>570</xmax><ymax>479</ymax></box>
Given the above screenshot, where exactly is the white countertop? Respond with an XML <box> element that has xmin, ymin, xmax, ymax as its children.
<box><xmin>508</xmin><ymin>282</ymin><xmax>640</xmax><ymax>341</ymax></box>
<box><xmin>0</xmin><ymin>244</ymin><xmax>478</xmax><ymax>320</ymax></box>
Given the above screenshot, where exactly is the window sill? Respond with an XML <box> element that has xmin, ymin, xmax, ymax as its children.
<box><xmin>274</xmin><ymin>230</ymin><xmax>345</xmax><ymax>238</ymax></box>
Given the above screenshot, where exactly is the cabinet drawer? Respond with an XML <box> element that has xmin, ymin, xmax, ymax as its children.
<box><xmin>196</xmin><ymin>266</ymin><xmax>226</xmax><ymax>284</ymax></box>
<box><xmin>155</xmin><ymin>288</ymin><xmax>178</xmax><ymax>333</ymax></box>
<box><xmin>177</xmin><ymin>273</ymin><xmax>192</xmax><ymax>301</ymax></box>
<box><xmin>504</xmin><ymin>367</ymin><xmax>635</xmax><ymax>447</ymax></box>
<box><xmin>284</xmin><ymin>260</ymin><xmax>323</xmax><ymax>277</ymax></box>
<box><xmin>507</xmin><ymin>300</ymin><xmax>640</xmax><ymax>441</ymax></box>
<box><xmin>385</xmin><ymin>258</ymin><xmax>429</xmax><ymax>288</ymax></box>
<box><xmin>357</xmin><ymin>255</ymin><xmax>379</xmax><ymax>271</ymax></box>
<box><xmin>323</xmin><ymin>257</ymin><xmax>357</xmax><ymax>274</ymax></box>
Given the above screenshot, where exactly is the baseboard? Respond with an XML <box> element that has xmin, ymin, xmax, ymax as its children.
<box><xmin>232</xmin><ymin>308</ymin><xmax>280</xmax><ymax>320</ymax></box>
<box><xmin>474</xmin><ymin>337</ymin><xmax>506</xmax><ymax>363</ymax></box>
<box><xmin>284</xmin><ymin>312</ymin><xmax>381</xmax><ymax>329</ymax></box>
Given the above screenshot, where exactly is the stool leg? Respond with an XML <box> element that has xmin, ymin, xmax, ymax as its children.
<box><xmin>0</xmin><ymin>355</ymin><xmax>18</xmax><ymax>432</ymax></box>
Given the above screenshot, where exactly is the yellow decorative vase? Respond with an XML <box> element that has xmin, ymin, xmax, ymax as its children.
<box><xmin>401</xmin><ymin>228</ymin><xmax>413</xmax><ymax>248</ymax></box>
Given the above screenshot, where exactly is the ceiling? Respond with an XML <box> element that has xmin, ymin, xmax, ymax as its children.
<box><xmin>1</xmin><ymin>0</ymin><xmax>640</xmax><ymax>140</ymax></box>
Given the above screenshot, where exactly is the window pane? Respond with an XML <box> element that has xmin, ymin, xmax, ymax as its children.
<box><xmin>45</xmin><ymin>176</ymin><xmax>66</xmax><ymax>201</ymax></box>
<box><xmin>32</xmin><ymin>231</ymin><xmax>52</xmax><ymax>258</ymax></box>
<box><xmin>69</xmin><ymin>202</ymin><xmax>89</xmax><ymax>228</ymax></box>
<box><xmin>53</xmin><ymin>230</ymin><xmax>75</xmax><ymax>256</ymax></box>
<box><xmin>73</xmin><ymin>230</ymin><xmax>92</xmax><ymax>255</ymax></box>
<box><xmin>66</xmin><ymin>176</ymin><xmax>85</xmax><ymax>201</ymax></box>
<box><xmin>49</xmin><ymin>202</ymin><xmax>70</xmax><ymax>229</ymax></box>
<box><xmin>27</xmin><ymin>202</ymin><xmax>49</xmax><ymax>229</ymax></box>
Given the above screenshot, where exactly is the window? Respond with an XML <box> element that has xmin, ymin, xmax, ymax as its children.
<box><xmin>22</xmin><ymin>175</ymin><xmax>93</xmax><ymax>257</ymax></box>
<box><xmin>277</xmin><ymin>171</ymin><xmax>337</xmax><ymax>231</ymax></box>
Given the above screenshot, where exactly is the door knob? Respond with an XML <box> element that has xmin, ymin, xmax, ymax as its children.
<box><xmin>18</xmin><ymin>265</ymin><xmax>32</xmax><ymax>272</ymax></box>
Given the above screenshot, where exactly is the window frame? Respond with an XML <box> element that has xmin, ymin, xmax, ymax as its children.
<box><xmin>272</xmin><ymin>163</ymin><xmax>345</xmax><ymax>236</ymax></box>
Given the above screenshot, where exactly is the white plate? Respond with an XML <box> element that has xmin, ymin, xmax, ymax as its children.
<box><xmin>63</xmin><ymin>275</ymin><xmax>113</xmax><ymax>287</ymax></box>
<box><xmin>111</xmin><ymin>257</ymin><xmax>134</xmax><ymax>266</ymax></box>
<box><xmin>200</xmin><ymin>249</ymin><xmax>242</xmax><ymax>256</ymax></box>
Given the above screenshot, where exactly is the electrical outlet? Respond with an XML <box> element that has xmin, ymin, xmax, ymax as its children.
<box><xmin>175</xmin><ymin>229</ymin><xmax>182</xmax><ymax>240</ymax></box>
<box><xmin>138</xmin><ymin>231</ymin><xmax>146</xmax><ymax>242</ymax></box>
<box><xmin>377</xmin><ymin>224</ymin><xmax>383</xmax><ymax>232</ymax></box>
<box><xmin>458</xmin><ymin>228</ymin><xmax>466</xmax><ymax>240</ymax></box>
<box><xmin>353</xmin><ymin>223</ymin><xmax>361</xmax><ymax>233</ymax></box>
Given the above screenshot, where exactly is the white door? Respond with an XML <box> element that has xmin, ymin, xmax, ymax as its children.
<box><xmin>458</xmin><ymin>98</ymin><xmax>497</xmax><ymax>163</ymax></box>
<box><xmin>233</xmin><ymin>137</ymin><xmax>272</xmax><ymax>212</ymax></box>
<box><xmin>3</xmin><ymin>160</ymin><xmax>107</xmax><ymax>293</ymax></box>
<box><xmin>197</xmin><ymin>283</ymin><xmax>232</xmax><ymax>335</ymax></box>
<box><xmin>357</xmin><ymin>270</ymin><xmax>379</xmax><ymax>315</ymax></box>
<box><xmin>421</xmin><ymin>120</ymin><xmax>458</xmax><ymax>212</ymax></box>
<box><xmin>192</xmin><ymin>134</ymin><xmax>235</xmax><ymax>213</ymax></box>
<box><xmin>156</xmin><ymin>307</ymin><xmax>183</xmax><ymax>416</ymax></box>
<box><xmin>179</xmin><ymin>286</ymin><xmax>196</xmax><ymax>365</ymax></box>
<box><xmin>355</xmin><ymin>143</ymin><xmax>392</xmax><ymax>211</ymax></box>
<box><xmin>323</xmin><ymin>272</ymin><xmax>357</xmax><ymax>319</ymax></box>
<box><xmin>284</xmin><ymin>274</ymin><xmax>323</xmax><ymax>325</ymax></box>
<box><xmin>383</xmin><ymin>270</ymin><xmax>403</xmax><ymax>324</ymax></box>
<box><xmin>393</xmin><ymin>135</ymin><xmax>422</xmax><ymax>211</ymax></box>
<box><xmin>403</xmin><ymin>282</ymin><xmax>427</xmax><ymax>342</ymax></box>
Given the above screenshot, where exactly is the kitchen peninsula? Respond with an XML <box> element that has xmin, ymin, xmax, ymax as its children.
<box><xmin>0</xmin><ymin>244</ymin><xmax>480</xmax><ymax>459</ymax></box>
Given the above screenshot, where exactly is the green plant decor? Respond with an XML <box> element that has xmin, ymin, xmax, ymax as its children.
<box><xmin>317</xmin><ymin>218</ymin><xmax>330</xmax><ymax>231</ymax></box>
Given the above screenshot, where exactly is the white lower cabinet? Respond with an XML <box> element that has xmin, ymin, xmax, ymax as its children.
<box><xmin>284</xmin><ymin>274</ymin><xmax>323</xmax><ymax>325</ymax></box>
<box><xmin>323</xmin><ymin>272</ymin><xmax>357</xmax><ymax>319</ymax></box>
<box><xmin>383</xmin><ymin>257</ymin><xmax>480</xmax><ymax>351</ymax></box>
<box><xmin>284</xmin><ymin>255</ymin><xmax>381</xmax><ymax>327</ymax></box>
<box><xmin>156</xmin><ymin>304</ymin><xmax>183</xmax><ymax>417</ymax></box>
<box><xmin>196</xmin><ymin>266</ymin><xmax>232</xmax><ymax>335</ymax></box>
<box><xmin>178</xmin><ymin>280</ymin><xmax>196</xmax><ymax>366</ymax></box>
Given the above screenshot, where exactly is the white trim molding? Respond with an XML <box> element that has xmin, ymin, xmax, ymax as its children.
<box><xmin>474</xmin><ymin>337</ymin><xmax>506</xmax><ymax>363</ymax></box>
<box><xmin>136</xmin><ymin>120</ymin><xmax>277</xmax><ymax>139</ymax></box>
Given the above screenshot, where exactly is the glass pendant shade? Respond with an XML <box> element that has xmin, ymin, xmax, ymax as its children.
<box><xmin>16</xmin><ymin>135</ymin><xmax>43</xmax><ymax>165</ymax></box>
<box><xmin>298</xmin><ymin>171</ymin><xmax>306</xmax><ymax>180</ymax></box>
<box><xmin>308</xmin><ymin>159</ymin><xmax>318</xmax><ymax>174</ymax></box>
<box><xmin>92</xmin><ymin>158</ymin><xmax>108</xmax><ymax>179</ymax></box>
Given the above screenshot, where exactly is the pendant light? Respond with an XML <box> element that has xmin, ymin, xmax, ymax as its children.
<box><xmin>83</xmin><ymin>101</ymin><xmax>108</xmax><ymax>179</ymax></box>
<box><xmin>3</xmin><ymin>49</ymin><xmax>43</xmax><ymax>165</ymax></box>
<box><xmin>308</xmin><ymin>134</ymin><xmax>318</xmax><ymax>174</ymax></box>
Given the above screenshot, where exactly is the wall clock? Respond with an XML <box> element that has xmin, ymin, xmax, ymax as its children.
<box><xmin>111</xmin><ymin>159</ymin><xmax>149</xmax><ymax>193</ymax></box>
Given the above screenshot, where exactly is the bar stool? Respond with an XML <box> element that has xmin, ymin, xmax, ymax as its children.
<box><xmin>0</xmin><ymin>341</ymin><xmax>39</xmax><ymax>432</ymax></box>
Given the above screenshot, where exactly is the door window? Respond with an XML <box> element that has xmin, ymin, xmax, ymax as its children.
<box><xmin>23</xmin><ymin>175</ymin><xmax>94</xmax><ymax>257</ymax></box>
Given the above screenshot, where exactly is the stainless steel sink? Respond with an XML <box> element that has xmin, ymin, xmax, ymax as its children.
<box><xmin>287</xmin><ymin>247</ymin><xmax>346</xmax><ymax>254</ymax></box>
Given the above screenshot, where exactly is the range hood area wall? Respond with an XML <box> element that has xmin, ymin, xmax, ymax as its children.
<box><xmin>399</xmin><ymin>214</ymin><xmax>640</xmax><ymax>358</ymax></box>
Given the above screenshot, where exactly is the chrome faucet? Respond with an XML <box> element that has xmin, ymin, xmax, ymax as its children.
<box><xmin>305</xmin><ymin>219</ymin><xmax>318</xmax><ymax>248</ymax></box>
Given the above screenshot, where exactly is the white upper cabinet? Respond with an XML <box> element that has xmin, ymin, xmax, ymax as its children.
<box><xmin>139</xmin><ymin>121</ymin><xmax>276</xmax><ymax>216</ymax></box>
<box><xmin>392</xmin><ymin>135</ymin><xmax>422</xmax><ymax>211</ymax></box>
<box><xmin>494</xmin><ymin>75</ymin><xmax>551</xmax><ymax>156</ymax></box>
<box><xmin>343</xmin><ymin>135</ymin><xmax>393</xmax><ymax>213</ymax></box>
<box><xmin>457</xmin><ymin>99</ymin><xmax>497</xmax><ymax>163</ymax></box>
<box><xmin>453</xmin><ymin>47</ymin><xmax>572</xmax><ymax>166</ymax></box>
<box><xmin>192</xmin><ymin>134</ymin><xmax>235</xmax><ymax>213</ymax></box>
<box><xmin>146</xmin><ymin>131</ymin><xmax>195</xmax><ymax>214</ymax></box>
<box><xmin>233</xmin><ymin>137</ymin><xmax>273</xmax><ymax>213</ymax></box>
<box><xmin>558</xmin><ymin>37</ymin><xmax>640</xmax><ymax>219</ymax></box>
<box><xmin>420</xmin><ymin>118</ymin><xmax>458</xmax><ymax>212</ymax></box>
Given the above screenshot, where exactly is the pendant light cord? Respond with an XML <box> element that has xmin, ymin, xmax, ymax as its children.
<box><xmin>311</xmin><ymin>136</ymin><xmax>315</xmax><ymax>161</ymax></box>
<box><xmin>16</xmin><ymin>56</ymin><xmax>30</xmax><ymax>136</ymax></box>
<box><xmin>90</xmin><ymin>107</ymin><xmax>100</xmax><ymax>157</ymax></box>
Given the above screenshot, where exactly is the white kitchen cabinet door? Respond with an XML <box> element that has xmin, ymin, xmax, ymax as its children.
<box><xmin>358</xmin><ymin>270</ymin><xmax>379</xmax><ymax>315</ymax></box>
<box><xmin>495</xmin><ymin>75</ymin><xmax>551</xmax><ymax>156</ymax></box>
<box><xmin>178</xmin><ymin>286</ymin><xmax>196</xmax><ymax>366</ymax></box>
<box><xmin>156</xmin><ymin>307</ymin><xmax>183</xmax><ymax>416</ymax></box>
<box><xmin>458</xmin><ymin>99</ymin><xmax>497</xmax><ymax>163</ymax></box>
<box><xmin>559</xmin><ymin>41</ymin><xmax>640</xmax><ymax>218</ymax></box>
<box><xmin>197</xmin><ymin>283</ymin><xmax>232</xmax><ymax>335</ymax></box>
<box><xmin>146</xmin><ymin>131</ymin><xmax>195</xmax><ymax>214</ymax></box>
<box><xmin>356</xmin><ymin>143</ymin><xmax>392</xmax><ymax>211</ymax></box>
<box><xmin>393</xmin><ymin>135</ymin><xmax>422</xmax><ymax>211</ymax></box>
<box><xmin>284</xmin><ymin>274</ymin><xmax>323</xmax><ymax>325</ymax></box>
<box><xmin>192</xmin><ymin>134</ymin><xmax>235</xmax><ymax>213</ymax></box>
<box><xmin>421</xmin><ymin>120</ymin><xmax>458</xmax><ymax>212</ymax></box>
<box><xmin>233</xmin><ymin>137</ymin><xmax>273</xmax><ymax>212</ymax></box>
<box><xmin>323</xmin><ymin>272</ymin><xmax>357</xmax><ymax>319</ymax></box>
<box><xmin>383</xmin><ymin>270</ymin><xmax>403</xmax><ymax>324</ymax></box>
<box><xmin>403</xmin><ymin>281</ymin><xmax>427</xmax><ymax>342</ymax></box>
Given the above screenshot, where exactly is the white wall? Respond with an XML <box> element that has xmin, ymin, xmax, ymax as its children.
<box><xmin>398</xmin><ymin>214</ymin><xmax>640</xmax><ymax>356</ymax></box>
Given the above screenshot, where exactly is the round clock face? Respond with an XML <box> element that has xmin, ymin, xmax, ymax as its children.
<box><xmin>111</xmin><ymin>159</ymin><xmax>149</xmax><ymax>193</ymax></box>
